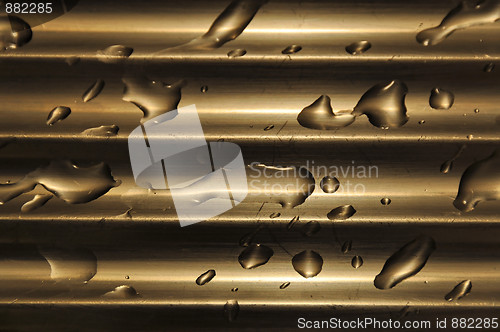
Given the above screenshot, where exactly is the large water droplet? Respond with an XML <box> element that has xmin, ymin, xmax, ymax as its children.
<box><xmin>196</xmin><ymin>269</ymin><xmax>216</xmax><ymax>286</ymax></box>
<box><xmin>345</xmin><ymin>40</ymin><xmax>371</xmax><ymax>55</ymax></box>
<box><xmin>82</xmin><ymin>79</ymin><xmax>105</xmax><ymax>102</ymax></box>
<box><xmin>453</xmin><ymin>151</ymin><xmax>500</xmax><ymax>212</ymax></box>
<box><xmin>97</xmin><ymin>45</ymin><xmax>133</xmax><ymax>63</ymax></box>
<box><xmin>292</xmin><ymin>250</ymin><xmax>323</xmax><ymax>278</ymax></box>
<box><xmin>122</xmin><ymin>76</ymin><xmax>184</xmax><ymax>123</ymax></box>
<box><xmin>327</xmin><ymin>205</ymin><xmax>356</xmax><ymax>220</ymax></box>
<box><xmin>238</xmin><ymin>244</ymin><xmax>273</xmax><ymax>269</ymax></box>
<box><xmin>224</xmin><ymin>300</ymin><xmax>239</xmax><ymax>322</ymax></box>
<box><xmin>228</xmin><ymin>48</ymin><xmax>247</xmax><ymax>58</ymax></box>
<box><xmin>282</xmin><ymin>44</ymin><xmax>302</xmax><ymax>54</ymax></box>
<box><xmin>0</xmin><ymin>160</ymin><xmax>120</xmax><ymax>205</ymax></box>
<box><xmin>429</xmin><ymin>88</ymin><xmax>454</xmax><ymax>110</ymax></box>
<box><xmin>38</xmin><ymin>247</ymin><xmax>97</xmax><ymax>283</ymax></box>
<box><xmin>103</xmin><ymin>285</ymin><xmax>140</xmax><ymax>299</ymax></box>
<box><xmin>21</xmin><ymin>194</ymin><xmax>52</xmax><ymax>213</ymax></box>
<box><xmin>351</xmin><ymin>255</ymin><xmax>363</xmax><ymax>269</ymax></box>
<box><xmin>297</xmin><ymin>95</ymin><xmax>356</xmax><ymax>130</ymax></box>
<box><xmin>341</xmin><ymin>240</ymin><xmax>352</xmax><ymax>254</ymax></box>
<box><xmin>46</xmin><ymin>106</ymin><xmax>71</xmax><ymax>126</ymax></box>
<box><xmin>0</xmin><ymin>15</ymin><xmax>32</xmax><ymax>51</ymax></box>
<box><xmin>416</xmin><ymin>0</ymin><xmax>500</xmax><ymax>46</ymax></box>
<box><xmin>374</xmin><ymin>235</ymin><xmax>436</xmax><ymax>289</ymax></box>
<box><xmin>81</xmin><ymin>125</ymin><xmax>119</xmax><ymax>137</ymax></box>
<box><xmin>301</xmin><ymin>220</ymin><xmax>321</xmax><ymax>237</ymax></box>
<box><xmin>352</xmin><ymin>80</ymin><xmax>409</xmax><ymax>128</ymax></box>
<box><xmin>321</xmin><ymin>176</ymin><xmax>340</xmax><ymax>193</ymax></box>
<box><xmin>445</xmin><ymin>280</ymin><xmax>472</xmax><ymax>301</ymax></box>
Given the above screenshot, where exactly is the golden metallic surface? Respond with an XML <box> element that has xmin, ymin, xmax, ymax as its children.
<box><xmin>0</xmin><ymin>0</ymin><xmax>499</xmax><ymax>330</ymax></box>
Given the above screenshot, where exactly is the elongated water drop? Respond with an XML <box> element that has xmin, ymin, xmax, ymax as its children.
<box><xmin>21</xmin><ymin>194</ymin><xmax>52</xmax><ymax>213</ymax></box>
<box><xmin>280</xmin><ymin>282</ymin><xmax>290</xmax><ymax>289</ymax></box>
<box><xmin>445</xmin><ymin>280</ymin><xmax>472</xmax><ymax>301</ymax></box>
<box><xmin>224</xmin><ymin>300</ymin><xmax>239</xmax><ymax>322</ymax></box>
<box><xmin>484</xmin><ymin>62</ymin><xmax>495</xmax><ymax>72</ymax></box>
<box><xmin>81</xmin><ymin>125</ymin><xmax>119</xmax><ymax>137</ymax></box>
<box><xmin>97</xmin><ymin>45</ymin><xmax>133</xmax><ymax>63</ymax></box>
<box><xmin>341</xmin><ymin>240</ymin><xmax>352</xmax><ymax>254</ymax></box>
<box><xmin>82</xmin><ymin>79</ymin><xmax>105</xmax><ymax>102</ymax></box>
<box><xmin>282</xmin><ymin>44</ymin><xmax>302</xmax><ymax>54</ymax></box>
<box><xmin>287</xmin><ymin>216</ymin><xmax>299</xmax><ymax>230</ymax></box>
<box><xmin>46</xmin><ymin>106</ymin><xmax>71</xmax><ymax>126</ymax></box>
<box><xmin>345</xmin><ymin>40</ymin><xmax>371</xmax><ymax>55</ymax></box>
<box><xmin>228</xmin><ymin>48</ymin><xmax>247</xmax><ymax>57</ymax></box>
<box><xmin>297</xmin><ymin>95</ymin><xmax>355</xmax><ymax>130</ymax></box>
<box><xmin>292</xmin><ymin>250</ymin><xmax>323</xmax><ymax>278</ymax></box>
<box><xmin>196</xmin><ymin>269</ymin><xmax>216</xmax><ymax>286</ymax></box>
<box><xmin>103</xmin><ymin>285</ymin><xmax>140</xmax><ymax>299</ymax></box>
<box><xmin>301</xmin><ymin>220</ymin><xmax>320</xmax><ymax>237</ymax></box>
<box><xmin>327</xmin><ymin>205</ymin><xmax>356</xmax><ymax>220</ymax></box>
<box><xmin>351</xmin><ymin>255</ymin><xmax>363</xmax><ymax>269</ymax></box>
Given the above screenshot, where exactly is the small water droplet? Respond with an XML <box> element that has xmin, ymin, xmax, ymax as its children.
<box><xmin>287</xmin><ymin>216</ymin><xmax>300</xmax><ymax>231</ymax></box>
<box><xmin>282</xmin><ymin>44</ymin><xmax>302</xmax><ymax>54</ymax></box>
<box><xmin>224</xmin><ymin>300</ymin><xmax>239</xmax><ymax>322</ymax></box>
<box><xmin>345</xmin><ymin>40</ymin><xmax>371</xmax><ymax>55</ymax></box>
<box><xmin>279</xmin><ymin>281</ymin><xmax>290</xmax><ymax>289</ymax></box>
<box><xmin>238</xmin><ymin>244</ymin><xmax>273</xmax><ymax>269</ymax></box>
<box><xmin>97</xmin><ymin>45</ymin><xmax>133</xmax><ymax>63</ymax></box>
<box><xmin>65</xmin><ymin>56</ymin><xmax>80</xmax><ymax>66</ymax></box>
<box><xmin>327</xmin><ymin>205</ymin><xmax>356</xmax><ymax>220</ymax></box>
<box><xmin>292</xmin><ymin>250</ymin><xmax>323</xmax><ymax>278</ymax></box>
<box><xmin>21</xmin><ymin>194</ymin><xmax>52</xmax><ymax>213</ymax></box>
<box><xmin>201</xmin><ymin>85</ymin><xmax>208</xmax><ymax>93</ymax></box>
<box><xmin>474</xmin><ymin>108</ymin><xmax>480</xmax><ymax>113</ymax></box>
<box><xmin>351</xmin><ymin>255</ymin><xmax>363</xmax><ymax>269</ymax></box>
<box><xmin>227</xmin><ymin>48</ymin><xmax>247</xmax><ymax>58</ymax></box>
<box><xmin>103</xmin><ymin>285</ymin><xmax>140</xmax><ymax>299</ymax></box>
<box><xmin>125</xmin><ymin>275</ymin><xmax>130</xmax><ymax>279</ymax></box>
<box><xmin>453</xmin><ymin>151</ymin><xmax>500</xmax><ymax>212</ymax></box>
<box><xmin>0</xmin><ymin>16</ymin><xmax>32</xmax><ymax>51</ymax></box>
<box><xmin>81</xmin><ymin>125</ymin><xmax>119</xmax><ymax>137</ymax></box>
<box><xmin>46</xmin><ymin>106</ymin><xmax>71</xmax><ymax>126</ymax></box>
<box><xmin>374</xmin><ymin>235</ymin><xmax>436</xmax><ymax>289</ymax></box>
<box><xmin>445</xmin><ymin>280</ymin><xmax>472</xmax><ymax>301</ymax></box>
<box><xmin>341</xmin><ymin>240</ymin><xmax>352</xmax><ymax>254</ymax></box>
<box><xmin>381</xmin><ymin>197</ymin><xmax>391</xmax><ymax>205</ymax></box>
<box><xmin>320</xmin><ymin>176</ymin><xmax>340</xmax><ymax>193</ymax></box>
<box><xmin>484</xmin><ymin>62</ymin><xmax>495</xmax><ymax>72</ymax></box>
<box><xmin>418</xmin><ymin>120</ymin><xmax>425</xmax><ymax>124</ymax></box>
<box><xmin>417</xmin><ymin>1</ymin><xmax>500</xmax><ymax>46</ymax></box>
<box><xmin>429</xmin><ymin>88</ymin><xmax>454</xmax><ymax>110</ymax></box>
<box><xmin>297</xmin><ymin>95</ymin><xmax>355</xmax><ymax>130</ymax></box>
<box><xmin>82</xmin><ymin>79</ymin><xmax>105</xmax><ymax>103</ymax></box>
<box><xmin>269</xmin><ymin>212</ymin><xmax>280</xmax><ymax>218</ymax></box>
<box><xmin>301</xmin><ymin>220</ymin><xmax>321</xmax><ymax>237</ymax></box>
<box><xmin>196</xmin><ymin>269</ymin><xmax>216</xmax><ymax>286</ymax></box>
<box><xmin>467</xmin><ymin>134</ymin><xmax>473</xmax><ymax>140</ymax></box>
<box><xmin>231</xmin><ymin>287</ymin><xmax>238</xmax><ymax>292</ymax></box>
<box><xmin>352</xmin><ymin>80</ymin><xmax>409</xmax><ymax>128</ymax></box>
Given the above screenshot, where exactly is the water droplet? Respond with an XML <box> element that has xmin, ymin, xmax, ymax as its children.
<box><xmin>125</xmin><ymin>275</ymin><xmax>130</xmax><ymax>279</ymax></box>
<box><xmin>282</xmin><ymin>44</ymin><xmax>302</xmax><ymax>54</ymax></box>
<box><xmin>82</xmin><ymin>79</ymin><xmax>105</xmax><ymax>103</ymax></box>
<box><xmin>279</xmin><ymin>282</ymin><xmax>290</xmax><ymax>289</ymax></box>
<box><xmin>269</xmin><ymin>212</ymin><xmax>280</xmax><ymax>218</ymax></box>
<box><xmin>21</xmin><ymin>194</ymin><xmax>52</xmax><ymax>213</ymax></box>
<box><xmin>341</xmin><ymin>240</ymin><xmax>352</xmax><ymax>254</ymax></box>
<box><xmin>287</xmin><ymin>216</ymin><xmax>300</xmax><ymax>231</ymax></box>
<box><xmin>320</xmin><ymin>176</ymin><xmax>340</xmax><ymax>193</ymax></box>
<box><xmin>97</xmin><ymin>45</ymin><xmax>133</xmax><ymax>63</ymax></box>
<box><xmin>467</xmin><ymin>134</ymin><xmax>474</xmax><ymax>140</ymax></box>
<box><xmin>156</xmin><ymin>0</ymin><xmax>266</xmax><ymax>52</ymax></box>
<box><xmin>263</xmin><ymin>124</ymin><xmax>274</xmax><ymax>131</ymax></box>
<box><xmin>224</xmin><ymin>300</ymin><xmax>239</xmax><ymax>322</ymax></box>
<box><xmin>122</xmin><ymin>76</ymin><xmax>184</xmax><ymax>123</ymax></box>
<box><xmin>201</xmin><ymin>85</ymin><xmax>208</xmax><ymax>93</ymax></box>
<box><xmin>46</xmin><ymin>106</ymin><xmax>71</xmax><ymax>126</ymax></box>
<box><xmin>0</xmin><ymin>160</ymin><xmax>120</xmax><ymax>205</ymax></box>
<box><xmin>418</xmin><ymin>120</ymin><xmax>426</xmax><ymax>124</ymax></box>
<box><xmin>351</xmin><ymin>255</ymin><xmax>363</xmax><ymax>269</ymax></box>
<box><xmin>65</xmin><ymin>56</ymin><xmax>80</xmax><ymax>66</ymax></box>
<box><xmin>417</xmin><ymin>0</ymin><xmax>500</xmax><ymax>46</ymax></box>
<box><xmin>429</xmin><ymin>88</ymin><xmax>454</xmax><ymax>110</ymax></box>
<box><xmin>0</xmin><ymin>16</ymin><xmax>32</xmax><ymax>51</ymax></box>
<box><xmin>484</xmin><ymin>62</ymin><xmax>495</xmax><ymax>72</ymax></box>
<box><xmin>81</xmin><ymin>125</ymin><xmax>119</xmax><ymax>137</ymax></box>
<box><xmin>352</xmin><ymin>80</ymin><xmax>409</xmax><ymax>128</ymax></box>
<box><xmin>441</xmin><ymin>145</ymin><xmax>466</xmax><ymax>174</ymax></box>
<box><xmin>231</xmin><ymin>287</ymin><xmax>238</xmax><ymax>292</ymax></box>
<box><xmin>474</xmin><ymin>108</ymin><xmax>480</xmax><ymax>113</ymax></box>
<box><xmin>227</xmin><ymin>48</ymin><xmax>247</xmax><ymax>57</ymax></box>
<box><xmin>239</xmin><ymin>225</ymin><xmax>262</xmax><ymax>247</ymax></box>
<box><xmin>327</xmin><ymin>205</ymin><xmax>356</xmax><ymax>220</ymax></box>
<box><xmin>103</xmin><ymin>285</ymin><xmax>140</xmax><ymax>299</ymax></box>
<box><xmin>297</xmin><ymin>95</ymin><xmax>356</xmax><ymax>130</ymax></box>
<box><xmin>381</xmin><ymin>197</ymin><xmax>391</xmax><ymax>205</ymax></box>
<box><xmin>345</xmin><ymin>40</ymin><xmax>371</xmax><ymax>55</ymax></box>
<box><xmin>453</xmin><ymin>151</ymin><xmax>500</xmax><ymax>212</ymax></box>
<box><xmin>292</xmin><ymin>250</ymin><xmax>323</xmax><ymax>278</ymax></box>
<box><xmin>238</xmin><ymin>244</ymin><xmax>273</xmax><ymax>269</ymax></box>
<box><xmin>196</xmin><ymin>269</ymin><xmax>216</xmax><ymax>286</ymax></box>
<box><xmin>38</xmin><ymin>247</ymin><xmax>97</xmax><ymax>283</ymax></box>
<box><xmin>374</xmin><ymin>235</ymin><xmax>436</xmax><ymax>289</ymax></box>
<box><xmin>445</xmin><ymin>280</ymin><xmax>472</xmax><ymax>301</ymax></box>
<box><xmin>301</xmin><ymin>220</ymin><xmax>320</xmax><ymax>237</ymax></box>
